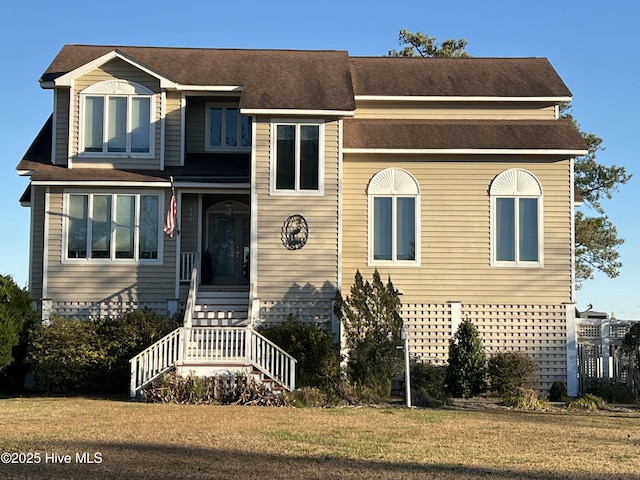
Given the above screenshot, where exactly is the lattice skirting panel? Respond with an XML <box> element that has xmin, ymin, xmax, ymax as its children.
<box><xmin>47</xmin><ymin>300</ymin><xmax>170</xmax><ymax>320</ymax></box>
<box><xmin>259</xmin><ymin>299</ymin><xmax>334</xmax><ymax>324</ymax></box>
<box><xmin>404</xmin><ymin>303</ymin><xmax>568</xmax><ymax>393</ymax></box>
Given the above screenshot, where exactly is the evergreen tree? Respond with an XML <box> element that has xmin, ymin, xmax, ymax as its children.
<box><xmin>334</xmin><ymin>270</ymin><xmax>402</xmax><ymax>397</ymax></box>
<box><xmin>446</xmin><ymin>319</ymin><xmax>487</xmax><ymax>398</ymax></box>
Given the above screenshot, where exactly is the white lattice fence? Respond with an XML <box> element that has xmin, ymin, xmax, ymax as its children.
<box><xmin>401</xmin><ymin>304</ymin><xmax>451</xmax><ymax>365</ymax></box>
<box><xmin>462</xmin><ymin>304</ymin><xmax>567</xmax><ymax>392</ymax></box>
<box><xmin>259</xmin><ymin>299</ymin><xmax>334</xmax><ymax>324</ymax></box>
<box><xmin>50</xmin><ymin>300</ymin><xmax>170</xmax><ymax>320</ymax></box>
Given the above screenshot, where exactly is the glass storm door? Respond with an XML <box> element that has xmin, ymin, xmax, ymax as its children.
<box><xmin>208</xmin><ymin>213</ymin><xmax>249</xmax><ymax>285</ymax></box>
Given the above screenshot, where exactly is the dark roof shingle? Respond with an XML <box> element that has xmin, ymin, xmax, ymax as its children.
<box><xmin>349</xmin><ymin>57</ymin><xmax>572</xmax><ymax>98</ymax></box>
<box><xmin>343</xmin><ymin>119</ymin><xmax>587</xmax><ymax>151</ymax></box>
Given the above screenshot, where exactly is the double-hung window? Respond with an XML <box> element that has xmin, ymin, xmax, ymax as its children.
<box><xmin>271</xmin><ymin>121</ymin><xmax>323</xmax><ymax>194</ymax></box>
<box><xmin>66</xmin><ymin>192</ymin><xmax>162</xmax><ymax>262</ymax></box>
<box><xmin>490</xmin><ymin>169</ymin><xmax>543</xmax><ymax>267</ymax></box>
<box><xmin>205</xmin><ymin>104</ymin><xmax>252</xmax><ymax>150</ymax></box>
<box><xmin>368</xmin><ymin>168</ymin><xmax>420</xmax><ymax>265</ymax></box>
<box><xmin>80</xmin><ymin>80</ymin><xmax>154</xmax><ymax>156</ymax></box>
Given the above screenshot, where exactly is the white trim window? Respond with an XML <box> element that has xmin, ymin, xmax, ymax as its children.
<box><xmin>368</xmin><ymin>168</ymin><xmax>420</xmax><ymax>265</ymax></box>
<box><xmin>271</xmin><ymin>121</ymin><xmax>324</xmax><ymax>194</ymax></box>
<box><xmin>490</xmin><ymin>168</ymin><xmax>544</xmax><ymax>267</ymax></box>
<box><xmin>205</xmin><ymin>103</ymin><xmax>251</xmax><ymax>150</ymax></box>
<box><xmin>65</xmin><ymin>192</ymin><xmax>163</xmax><ymax>263</ymax></box>
<box><xmin>79</xmin><ymin>80</ymin><xmax>155</xmax><ymax>157</ymax></box>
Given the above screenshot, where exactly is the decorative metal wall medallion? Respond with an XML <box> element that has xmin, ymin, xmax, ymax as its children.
<box><xmin>281</xmin><ymin>214</ymin><xmax>309</xmax><ymax>250</ymax></box>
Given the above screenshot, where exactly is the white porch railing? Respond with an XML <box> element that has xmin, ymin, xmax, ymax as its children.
<box><xmin>129</xmin><ymin>327</ymin><xmax>183</xmax><ymax>397</ymax></box>
<box><xmin>180</xmin><ymin>252</ymin><xmax>198</xmax><ymax>282</ymax></box>
<box><xmin>129</xmin><ymin>327</ymin><xmax>296</xmax><ymax>397</ymax></box>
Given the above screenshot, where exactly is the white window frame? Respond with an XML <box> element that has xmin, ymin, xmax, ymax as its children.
<box><xmin>367</xmin><ymin>168</ymin><xmax>421</xmax><ymax>266</ymax></box>
<box><xmin>270</xmin><ymin>120</ymin><xmax>325</xmax><ymax>196</ymax></box>
<box><xmin>204</xmin><ymin>103</ymin><xmax>252</xmax><ymax>151</ymax></box>
<box><xmin>62</xmin><ymin>190</ymin><xmax>164</xmax><ymax>264</ymax></box>
<box><xmin>78</xmin><ymin>80</ymin><xmax>155</xmax><ymax>158</ymax></box>
<box><xmin>490</xmin><ymin>168</ymin><xmax>544</xmax><ymax>268</ymax></box>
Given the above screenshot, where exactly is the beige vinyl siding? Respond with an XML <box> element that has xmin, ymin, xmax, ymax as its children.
<box><xmin>70</xmin><ymin>58</ymin><xmax>162</xmax><ymax>169</ymax></box>
<box><xmin>29</xmin><ymin>186</ymin><xmax>46</xmax><ymax>300</ymax></box>
<box><xmin>54</xmin><ymin>88</ymin><xmax>70</xmax><ymax>166</ymax></box>
<box><xmin>254</xmin><ymin>119</ymin><xmax>340</xmax><ymax>300</ymax></box>
<box><xmin>185</xmin><ymin>96</ymin><xmax>206</xmax><ymax>152</ymax></box>
<box><xmin>43</xmin><ymin>188</ymin><xmax>177</xmax><ymax>303</ymax></box>
<box><xmin>164</xmin><ymin>91</ymin><xmax>183</xmax><ymax>166</ymax></box>
<box><xmin>341</xmin><ymin>155</ymin><xmax>572</xmax><ymax>305</ymax></box>
<box><xmin>354</xmin><ymin>101</ymin><xmax>557</xmax><ymax>120</ymax></box>
<box><xmin>180</xmin><ymin>194</ymin><xmax>199</xmax><ymax>254</ymax></box>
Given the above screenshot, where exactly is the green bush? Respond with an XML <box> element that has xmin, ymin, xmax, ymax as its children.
<box><xmin>29</xmin><ymin>309</ymin><xmax>176</xmax><ymax>394</ymax></box>
<box><xmin>334</xmin><ymin>270</ymin><xmax>403</xmax><ymax>398</ymax></box>
<box><xmin>410</xmin><ymin>362</ymin><xmax>450</xmax><ymax>407</ymax></box>
<box><xmin>257</xmin><ymin>314</ymin><xmax>341</xmax><ymax>393</ymax></box>
<box><xmin>487</xmin><ymin>351</ymin><xmax>538</xmax><ymax>397</ymax></box>
<box><xmin>583</xmin><ymin>381</ymin><xmax>635</xmax><ymax>404</ymax></box>
<box><xmin>0</xmin><ymin>274</ymin><xmax>38</xmax><ymax>391</ymax></box>
<box><xmin>503</xmin><ymin>387</ymin><xmax>547</xmax><ymax>410</ymax></box>
<box><xmin>569</xmin><ymin>393</ymin><xmax>605</xmax><ymax>411</ymax></box>
<box><xmin>287</xmin><ymin>387</ymin><xmax>328</xmax><ymax>407</ymax></box>
<box><xmin>445</xmin><ymin>319</ymin><xmax>487</xmax><ymax>398</ymax></box>
<box><xmin>548</xmin><ymin>381</ymin><xmax>568</xmax><ymax>402</ymax></box>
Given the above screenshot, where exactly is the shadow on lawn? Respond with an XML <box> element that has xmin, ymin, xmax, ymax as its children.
<box><xmin>2</xmin><ymin>440</ymin><xmax>636</xmax><ymax>480</ymax></box>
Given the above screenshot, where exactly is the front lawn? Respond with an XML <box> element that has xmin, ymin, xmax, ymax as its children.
<box><xmin>0</xmin><ymin>397</ymin><xmax>639</xmax><ymax>479</ymax></box>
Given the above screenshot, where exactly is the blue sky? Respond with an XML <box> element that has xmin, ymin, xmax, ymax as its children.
<box><xmin>1</xmin><ymin>0</ymin><xmax>638</xmax><ymax>318</ymax></box>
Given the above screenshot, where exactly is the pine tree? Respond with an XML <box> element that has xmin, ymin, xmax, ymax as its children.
<box><xmin>446</xmin><ymin>319</ymin><xmax>487</xmax><ymax>398</ymax></box>
<box><xmin>335</xmin><ymin>270</ymin><xmax>402</xmax><ymax>397</ymax></box>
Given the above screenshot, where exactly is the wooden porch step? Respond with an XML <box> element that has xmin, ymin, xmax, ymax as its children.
<box><xmin>193</xmin><ymin>291</ymin><xmax>249</xmax><ymax>326</ymax></box>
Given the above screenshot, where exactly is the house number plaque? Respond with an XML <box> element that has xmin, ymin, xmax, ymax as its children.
<box><xmin>281</xmin><ymin>214</ymin><xmax>309</xmax><ymax>250</ymax></box>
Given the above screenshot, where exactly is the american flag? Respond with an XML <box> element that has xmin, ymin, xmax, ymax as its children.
<box><xmin>164</xmin><ymin>193</ymin><xmax>177</xmax><ymax>238</ymax></box>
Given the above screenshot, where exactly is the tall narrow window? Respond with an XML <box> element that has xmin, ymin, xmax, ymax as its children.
<box><xmin>368</xmin><ymin>168</ymin><xmax>420</xmax><ymax>265</ymax></box>
<box><xmin>272</xmin><ymin>122</ymin><xmax>323</xmax><ymax>194</ymax></box>
<box><xmin>490</xmin><ymin>169</ymin><xmax>543</xmax><ymax>266</ymax></box>
<box><xmin>80</xmin><ymin>81</ymin><xmax>154</xmax><ymax>156</ymax></box>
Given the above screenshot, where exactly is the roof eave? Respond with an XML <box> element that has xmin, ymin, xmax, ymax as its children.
<box><xmin>354</xmin><ymin>95</ymin><xmax>573</xmax><ymax>103</ymax></box>
<box><xmin>46</xmin><ymin>50</ymin><xmax>178</xmax><ymax>89</ymax></box>
<box><xmin>343</xmin><ymin>148</ymin><xmax>589</xmax><ymax>155</ymax></box>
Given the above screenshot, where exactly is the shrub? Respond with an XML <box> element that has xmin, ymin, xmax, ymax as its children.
<box><xmin>487</xmin><ymin>352</ymin><xmax>538</xmax><ymax>397</ymax></box>
<box><xmin>410</xmin><ymin>361</ymin><xmax>450</xmax><ymax>407</ymax></box>
<box><xmin>445</xmin><ymin>319</ymin><xmax>487</xmax><ymax>398</ymax></box>
<box><xmin>583</xmin><ymin>381</ymin><xmax>635</xmax><ymax>404</ymax></box>
<box><xmin>0</xmin><ymin>274</ymin><xmax>38</xmax><ymax>391</ymax></box>
<box><xmin>29</xmin><ymin>309</ymin><xmax>176</xmax><ymax>394</ymax></box>
<box><xmin>334</xmin><ymin>269</ymin><xmax>403</xmax><ymax>398</ymax></box>
<box><xmin>257</xmin><ymin>314</ymin><xmax>341</xmax><ymax>392</ymax></box>
<box><xmin>503</xmin><ymin>387</ymin><xmax>547</xmax><ymax>410</ymax></box>
<box><xmin>569</xmin><ymin>393</ymin><xmax>605</xmax><ymax>411</ymax></box>
<box><xmin>548</xmin><ymin>381</ymin><xmax>568</xmax><ymax>402</ymax></box>
<box><xmin>287</xmin><ymin>387</ymin><xmax>328</xmax><ymax>407</ymax></box>
<box><xmin>143</xmin><ymin>372</ymin><xmax>288</xmax><ymax>406</ymax></box>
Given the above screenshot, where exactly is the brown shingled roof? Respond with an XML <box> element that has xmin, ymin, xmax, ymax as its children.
<box><xmin>343</xmin><ymin>119</ymin><xmax>587</xmax><ymax>151</ymax></box>
<box><xmin>41</xmin><ymin>45</ymin><xmax>356</xmax><ymax>112</ymax></box>
<box><xmin>349</xmin><ymin>57</ymin><xmax>572</xmax><ymax>98</ymax></box>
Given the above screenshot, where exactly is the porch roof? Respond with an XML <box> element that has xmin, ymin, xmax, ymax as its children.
<box><xmin>343</xmin><ymin>119</ymin><xmax>588</xmax><ymax>153</ymax></box>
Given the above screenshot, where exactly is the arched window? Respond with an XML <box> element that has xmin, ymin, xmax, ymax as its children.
<box><xmin>490</xmin><ymin>168</ymin><xmax>543</xmax><ymax>266</ymax></box>
<box><xmin>368</xmin><ymin>168</ymin><xmax>420</xmax><ymax>265</ymax></box>
<box><xmin>79</xmin><ymin>80</ymin><xmax>155</xmax><ymax>156</ymax></box>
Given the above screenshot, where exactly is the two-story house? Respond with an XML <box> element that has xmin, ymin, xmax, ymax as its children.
<box><xmin>16</xmin><ymin>45</ymin><xmax>587</xmax><ymax>397</ymax></box>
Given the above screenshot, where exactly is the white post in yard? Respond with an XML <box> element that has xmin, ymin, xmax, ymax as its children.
<box><xmin>401</xmin><ymin>324</ymin><xmax>411</xmax><ymax>408</ymax></box>
<box><xmin>565</xmin><ymin>303</ymin><xmax>579</xmax><ymax>397</ymax></box>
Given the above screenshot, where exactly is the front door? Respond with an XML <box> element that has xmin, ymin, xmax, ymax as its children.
<box><xmin>207</xmin><ymin>204</ymin><xmax>249</xmax><ymax>285</ymax></box>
